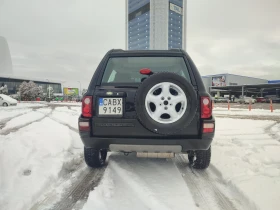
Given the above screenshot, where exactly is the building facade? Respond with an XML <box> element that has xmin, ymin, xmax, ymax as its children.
<box><xmin>0</xmin><ymin>75</ymin><xmax>62</xmax><ymax>95</ymax></box>
<box><xmin>202</xmin><ymin>73</ymin><xmax>272</xmax><ymax>97</ymax></box>
<box><xmin>125</xmin><ymin>0</ymin><xmax>186</xmax><ymax>50</ymax></box>
<box><xmin>202</xmin><ymin>74</ymin><xmax>268</xmax><ymax>90</ymax></box>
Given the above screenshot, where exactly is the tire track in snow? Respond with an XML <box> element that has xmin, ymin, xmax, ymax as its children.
<box><xmin>0</xmin><ymin>106</ymin><xmax>78</xmax><ymax>135</ymax></box>
<box><xmin>50</xmin><ymin>167</ymin><xmax>105</xmax><ymax>210</ymax></box>
<box><xmin>30</xmin><ymin>165</ymin><xmax>105</xmax><ymax>210</ymax></box>
<box><xmin>48</xmin><ymin>115</ymin><xmax>79</xmax><ymax>133</ymax></box>
<box><xmin>82</xmin><ymin>154</ymin><xmax>198</xmax><ymax>210</ymax></box>
<box><xmin>264</xmin><ymin>122</ymin><xmax>280</xmax><ymax>142</ymax></box>
<box><xmin>0</xmin><ymin>110</ymin><xmax>33</xmax><ymax>129</ymax></box>
<box><xmin>174</xmin><ymin>155</ymin><xmax>258</xmax><ymax>210</ymax></box>
<box><xmin>0</xmin><ymin>109</ymin><xmax>54</xmax><ymax>135</ymax></box>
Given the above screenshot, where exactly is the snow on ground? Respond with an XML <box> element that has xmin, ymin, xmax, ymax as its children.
<box><xmin>50</xmin><ymin>107</ymin><xmax>80</xmax><ymax>129</ymax></box>
<box><xmin>83</xmin><ymin>153</ymin><xmax>196</xmax><ymax>210</ymax></box>
<box><xmin>0</xmin><ymin>108</ymin><xmax>32</xmax><ymax>121</ymax></box>
<box><xmin>83</xmin><ymin>117</ymin><xmax>280</xmax><ymax>210</ymax></box>
<box><xmin>0</xmin><ymin>117</ymin><xmax>83</xmax><ymax>210</ymax></box>
<box><xmin>70</xmin><ymin>106</ymin><xmax>81</xmax><ymax>114</ymax></box>
<box><xmin>1</xmin><ymin>104</ymin><xmax>280</xmax><ymax>210</ymax></box>
<box><xmin>50</xmin><ymin>101</ymin><xmax>81</xmax><ymax>106</ymax></box>
<box><xmin>1</xmin><ymin>111</ymin><xmax>45</xmax><ymax>131</ymax></box>
<box><xmin>13</xmin><ymin>103</ymin><xmax>47</xmax><ymax>108</ymax></box>
<box><xmin>212</xmin><ymin>118</ymin><xmax>280</xmax><ymax>210</ymax></box>
<box><xmin>36</xmin><ymin>107</ymin><xmax>52</xmax><ymax>115</ymax></box>
<box><xmin>214</xmin><ymin>107</ymin><xmax>280</xmax><ymax>116</ymax></box>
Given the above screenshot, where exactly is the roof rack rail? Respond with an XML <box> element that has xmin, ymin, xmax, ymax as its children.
<box><xmin>112</xmin><ymin>49</ymin><xmax>124</xmax><ymax>52</ymax></box>
<box><xmin>169</xmin><ymin>48</ymin><xmax>181</xmax><ymax>51</ymax></box>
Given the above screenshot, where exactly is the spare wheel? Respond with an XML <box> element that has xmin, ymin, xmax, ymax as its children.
<box><xmin>135</xmin><ymin>72</ymin><xmax>198</xmax><ymax>135</ymax></box>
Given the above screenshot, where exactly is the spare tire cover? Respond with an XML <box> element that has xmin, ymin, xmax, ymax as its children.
<box><xmin>135</xmin><ymin>72</ymin><xmax>198</xmax><ymax>135</ymax></box>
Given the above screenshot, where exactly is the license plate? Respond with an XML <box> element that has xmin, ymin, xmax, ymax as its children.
<box><xmin>98</xmin><ymin>98</ymin><xmax>123</xmax><ymax>116</ymax></box>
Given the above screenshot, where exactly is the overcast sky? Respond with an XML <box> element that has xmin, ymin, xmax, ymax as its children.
<box><xmin>0</xmin><ymin>0</ymin><xmax>279</xmax><ymax>88</ymax></box>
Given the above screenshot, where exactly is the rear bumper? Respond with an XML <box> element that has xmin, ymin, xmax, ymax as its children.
<box><xmin>79</xmin><ymin>134</ymin><xmax>213</xmax><ymax>152</ymax></box>
<box><xmin>79</xmin><ymin>116</ymin><xmax>215</xmax><ymax>152</ymax></box>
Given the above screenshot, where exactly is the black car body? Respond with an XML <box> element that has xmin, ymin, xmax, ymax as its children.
<box><xmin>79</xmin><ymin>49</ymin><xmax>215</xmax><ymax>169</ymax></box>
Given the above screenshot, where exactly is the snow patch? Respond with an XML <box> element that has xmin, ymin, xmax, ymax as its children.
<box><xmin>50</xmin><ymin>107</ymin><xmax>79</xmax><ymax>130</ymax></box>
<box><xmin>1</xmin><ymin>111</ymin><xmax>45</xmax><ymax>131</ymax></box>
<box><xmin>83</xmin><ymin>154</ymin><xmax>196</xmax><ymax>210</ymax></box>
<box><xmin>212</xmin><ymin>118</ymin><xmax>280</xmax><ymax>210</ymax></box>
<box><xmin>0</xmin><ymin>118</ymin><xmax>81</xmax><ymax>210</ymax></box>
<box><xmin>0</xmin><ymin>108</ymin><xmax>32</xmax><ymax>121</ymax></box>
<box><xmin>36</xmin><ymin>107</ymin><xmax>52</xmax><ymax>115</ymax></box>
<box><xmin>214</xmin><ymin>107</ymin><xmax>280</xmax><ymax>116</ymax></box>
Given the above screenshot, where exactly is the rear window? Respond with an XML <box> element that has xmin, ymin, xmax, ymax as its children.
<box><xmin>101</xmin><ymin>57</ymin><xmax>191</xmax><ymax>83</ymax></box>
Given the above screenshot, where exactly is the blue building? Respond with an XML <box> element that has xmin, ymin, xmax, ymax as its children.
<box><xmin>268</xmin><ymin>80</ymin><xmax>280</xmax><ymax>84</ymax></box>
<box><xmin>126</xmin><ymin>0</ymin><xmax>186</xmax><ymax>50</ymax></box>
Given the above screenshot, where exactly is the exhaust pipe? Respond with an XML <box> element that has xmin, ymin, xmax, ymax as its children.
<box><xmin>137</xmin><ymin>152</ymin><xmax>175</xmax><ymax>158</ymax></box>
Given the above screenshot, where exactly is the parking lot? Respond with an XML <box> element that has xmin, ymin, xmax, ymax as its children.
<box><xmin>214</xmin><ymin>102</ymin><xmax>280</xmax><ymax>110</ymax></box>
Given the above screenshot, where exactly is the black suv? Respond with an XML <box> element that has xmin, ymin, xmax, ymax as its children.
<box><xmin>79</xmin><ymin>49</ymin><xmax>215</xmax><ymax>169</ymax></box>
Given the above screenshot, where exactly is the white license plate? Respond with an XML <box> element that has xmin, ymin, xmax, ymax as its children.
<box><xmin>98</xmin><ymin>98</ymin><xmax>123</xmax><ymax>115</ymax></box>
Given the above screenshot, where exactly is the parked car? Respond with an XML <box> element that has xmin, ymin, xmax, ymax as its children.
<box><xmin>79</xmin><ymin>49</ymin><xmax>215</xmax><ymax>169</ymax></box>
<box><xmin>0</xmin><ymin>94</ymin><xmax>18</xmax><ymax>107</ymax></box>
<box><xmin>239</xmin><ymin>96</ymin><xmax>256</xmax><ymax>104</ymax></box>
<box><xmin>256</xmin><ymin>97</ymin><xmax>266</xmax><ymax>103</ymax></box>
<box><xmin>264</xmin><ymin>96</ymin><xmax>280</xmax><ymax>103</ymax></box>
<box><xmin>265</xmin><ymin>97</ymin><xmax>271</xmax><ymax>103</ymax></box>
<box><xmin>214</xmin><ymin>97</ymin><xmax>228</xmax><ymax>103</ymax></box>
<box><xmin>271</xmin><ymin>97</ymin><xmax>280</xmax><ymax>103</ymax></box>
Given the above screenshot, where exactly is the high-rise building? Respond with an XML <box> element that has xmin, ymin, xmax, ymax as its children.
<box><xmin>125</xmin><ymin>0</ymin><xmax>186</xmax><ymax>50</ymax></box>
<box><xmin>0</xmin><ymin>36</ymin><xmax>13</xmax><ymax>75</ymax></box>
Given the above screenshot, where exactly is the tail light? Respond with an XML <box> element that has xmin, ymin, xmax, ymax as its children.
<box><xmin>201</xmin><ymin>96</ymin><xmax>212</xmax><ymax>119</ymax></box>
<box><xmin>203</xmin><ymin>123</ymin><xmax>215</xmax><ymax>133</ymax></box>
<box><xmin>79</xmin><ymin>121</ymin><xmax>90</xmax><ymax>131</ymax></box>
<box><xmin>82</xmin><ymin>96</ymin><xmax>93</xmax><ymax>117</ymax></box>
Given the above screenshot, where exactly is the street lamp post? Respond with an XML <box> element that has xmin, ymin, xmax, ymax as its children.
<box><xmin>46</xmin><ymin>79</ymin><xmax>50</xmax><ymax>100</ymax></box>
<box><xmin>77</xmin><ymin>81</ymin><xmax>81</xmax><ymax>98</ymax></box>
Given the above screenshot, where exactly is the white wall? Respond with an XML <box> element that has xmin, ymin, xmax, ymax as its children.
<box><xmin>226</xmin><ymin>74</ymin><xmax>267</xmax><ymax>86</ymax></box>
<box><xmin>202</xmin><ymin>74</ymin><xmax>268</xmax><ymax>92</ymax></box>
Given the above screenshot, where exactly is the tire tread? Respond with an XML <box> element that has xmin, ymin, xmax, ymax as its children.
<box><xmin>192</xmin><ymin>146</ymin><xmax>211</xmax><ymax>169</ymax></box>
<box><xmin>84</xmin><ymin>147</ymin><xmax>106</xmax><ymax>168</ymax></box>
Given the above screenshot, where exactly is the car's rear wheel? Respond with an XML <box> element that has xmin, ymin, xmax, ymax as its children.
<box><xmin>188</xmin><ymin>146</ymin><xmax>211</xmax><ymax>169</ymax></box>
<box><xmin>3</xmin><ymin>102</ymin><xmax>8</xmax><ymax>107</ymax></box>
<box><xmin>84</xmin><ymin>147</ymin><xmax>107</xmax><ymax>168</ymax></box>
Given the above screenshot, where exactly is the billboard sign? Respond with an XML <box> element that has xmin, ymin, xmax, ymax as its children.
<box><xmin>170</xmin><ymin>3</ymin><xmax>182</xmax><ymax>15</ymax></box>
<box><xmin>212</xmin><ymin>76</ymin><xmax>226</xmax><ymax>87</ymax></box>
<box><xmin>63</xmin><ymin>88</ymin><xmax>79</xmax><ymax>96</ymax></box>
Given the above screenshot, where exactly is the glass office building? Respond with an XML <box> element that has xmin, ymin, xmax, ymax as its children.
<box><xmin>0</xmin><ymin>76</ymin><xmax>62</xmax><ymax>95</ymax></box>
<box><xmin>126</xmin><ymin>0</ymin><xmax>186</xmax><ymax>50</ymax></box>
